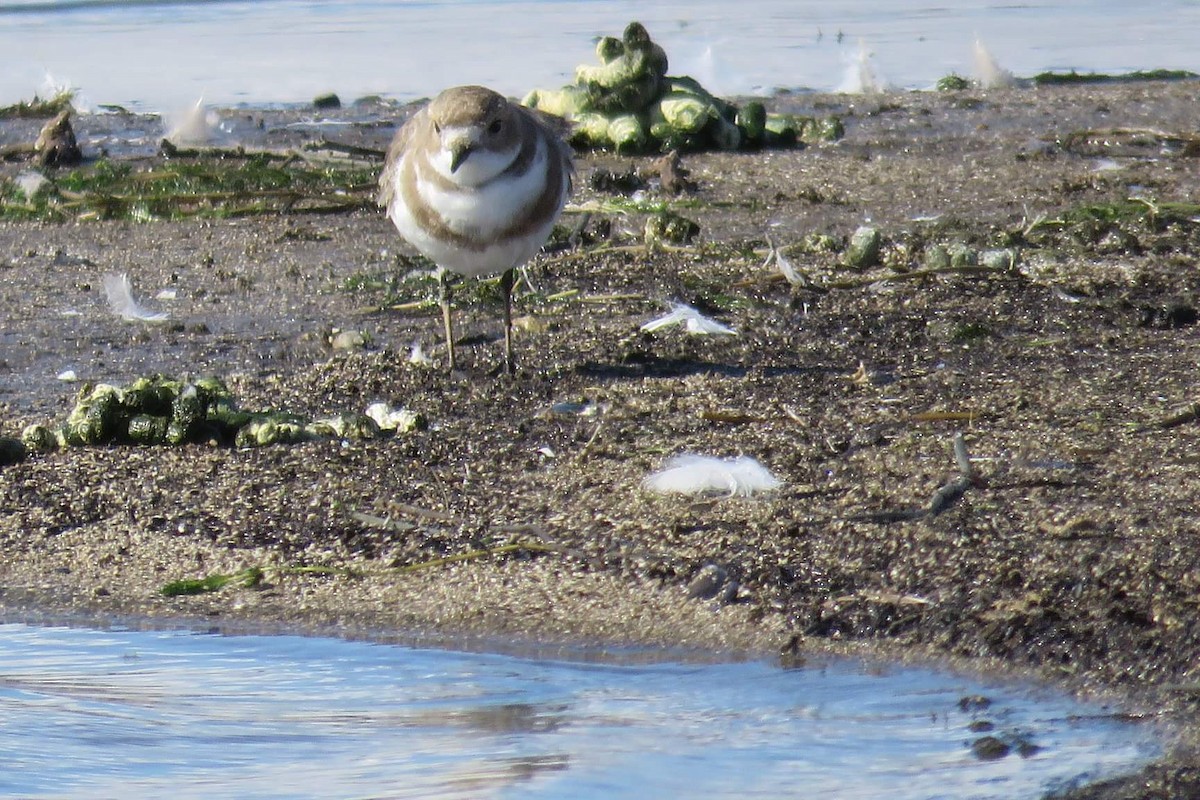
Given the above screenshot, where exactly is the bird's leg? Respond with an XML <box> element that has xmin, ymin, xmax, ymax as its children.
<box><xmin>439</xmin><ymin>268</ymin><xmax>457</xmax><ymax>372</ymax></box>
<box><xmin>500</xmin><ymin>267</ymin><xmax>516</xmax><ymax>374</ymax></box>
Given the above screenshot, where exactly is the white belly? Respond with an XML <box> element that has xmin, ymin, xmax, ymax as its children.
<box><xmin>392</xmin><ymin>210</ymin><xmax>557</xmax><ymax>278</ymax></box>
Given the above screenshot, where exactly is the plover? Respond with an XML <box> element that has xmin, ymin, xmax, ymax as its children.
<box><xmin>378</xmin><ymin>85</ymin><xmax>573</xmax><ymax>371</ymax></box>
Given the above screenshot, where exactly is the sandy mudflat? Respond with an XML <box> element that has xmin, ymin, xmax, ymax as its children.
<box><xmin>3</xmin><ymin>80</ymin><xmax>1200</xmax><ymax>796</ymax></box>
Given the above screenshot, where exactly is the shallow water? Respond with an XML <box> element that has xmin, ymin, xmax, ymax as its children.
<box><xmin>0</xmin><ymin>622</ymin><xmax>1159</xmax><ymax>799</ymax></box>
<box><xmin>1</xmin><ymin>0</ymin><xmax>1198</xmax><ymax>111</ymax></box>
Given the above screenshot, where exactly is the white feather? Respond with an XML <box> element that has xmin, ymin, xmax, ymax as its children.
<box><xmin>365</xmin><ymin>401</ymin><xmax>421</xmax><ymax>432</ymax></box>
<box><xmin>973</xmin><ymin>38</ymin><xmax>1015</xmax><ymax>89</ymax></box>
<box><xmin>640</xmin><ymin>302</ymin><xmax>737</xmax><ymax>336</ymax></box>
<box><xmin>15</xmin><ymin>170</ymin><xmax>49</xmax><ymax>200</ymax></box>
<box><xmin>836</xmin><ymin>39</ymin><xmax>892</xmax><ymax>94</ymax></box>
<box><xmin>408</xmin><ymin>341</ymin><xmax>434</xmax><ymax>366</ymax></box>
<box><xmin>764</xmin><ymin>238</ymin><xmax>804</xmax><ymax>287</ymax></box>
<box><xmin>102</xmin><ymin>273</ymin><xmax>169</xmax><ymax>323</ymax></box>
<box><xmin>165</xmin><ymin>96</ymin><xmax>217</xmax><ymax>145</ymax></box>
<box><xmin>643</xmin><ymin>454</ymin><xmax>782</xmax><ymax>497</ymax></box>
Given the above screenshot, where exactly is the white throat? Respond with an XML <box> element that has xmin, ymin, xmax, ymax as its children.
<box><xmin>431</xmin><ymin>127</ymin><xmax>519</xmax><ymax>187</ymax></box>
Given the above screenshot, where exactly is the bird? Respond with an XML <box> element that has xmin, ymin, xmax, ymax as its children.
<box><xmin>378</xmin><ymin>85</ymin><xmax>574</xmax><ymax>372</ymax></box>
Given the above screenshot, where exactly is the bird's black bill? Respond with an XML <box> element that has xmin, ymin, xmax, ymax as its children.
<box><xmin>449</xmin><ymin>145</ymin><xmax>473</xmax><ymax>173</ymax></box>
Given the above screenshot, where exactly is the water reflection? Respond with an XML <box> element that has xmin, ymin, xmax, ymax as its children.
<box><xmin>0</xmin><ymin>623</ymin><xmax>1158</xmax><ymax>799</ymax></box>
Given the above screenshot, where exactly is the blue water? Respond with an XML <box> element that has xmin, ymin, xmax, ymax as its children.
<box><xmin>0</xmin><ymin>0</ymin><xmax>1197</xmax><ymax>110</ymax></box>
<box><xmin>0</xmin><ymin>622</ymin><xmax>1159</xmax><ymax>799</ymax></box>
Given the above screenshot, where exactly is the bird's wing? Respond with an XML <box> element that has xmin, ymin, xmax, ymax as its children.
<box><xmin>522</xmin><ymin>105</ymin><xmax>575</xmax><ymax>195</ymax></box>
<box><xmin>377</xmin><ymin>107</ymin><xmax>425</xmax><ymax>208</ymax></box>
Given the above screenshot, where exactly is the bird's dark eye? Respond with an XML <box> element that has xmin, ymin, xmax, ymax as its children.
<box><xmin>488</xmin><ymin>118</ymin><xmax>503</xmax><ymax>135</ymax></box>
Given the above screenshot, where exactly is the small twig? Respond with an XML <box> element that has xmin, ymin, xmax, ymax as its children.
<box><xmin>305</xmin><ymin>138</ymin><xmax>387</xmax><ymax>160</ymax></box>
<box><xmin>573</xmin><ymin>419</ymin><xmax>605</xmax><ymax>462</ymax></box>
<box><xmin>394</xmin><ymin>542</ymin><xmax>558</xmax><ymax>573</ymax></box>
<box><xmin>58</xmin><ymin>189</ymin><xmax>374</xmax><ymax>217</ymax></box>
<box><xmin>1137</xmin><ymin>400</ymin><xmax>1200</xmax><ymax>432</ymax></box>
<box><xmin>577</xmin><ymin>292</ymin><xmax>648</xmax><ymax>304</ymax></box>
<box><xmin>382</xmin><ymin>299</ymin><xmax>436</xmax><ymax>313</ymax></box>
<box><xmin>0</xmin><ymin>142</ymin><xmax>36</xmax><ymax>161</ymax></box>
<box><xmin>158</xmin><ymin>140</ymin><xmax>290</xmax><ymax>160</ymax></box>
<box><xmin>782</xmin><ymin>405</ymin><xmax>807</xmax><ymax>425</ymax></box>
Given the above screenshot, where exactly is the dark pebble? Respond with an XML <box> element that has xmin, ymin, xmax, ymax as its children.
<box><xmin>686</xmin><ymin>564</ymin><xmax>728</xmax><ymax>600</ymax></box>
<box><xmin>0</xmin><ymin>436</ymin><xmax>27</xmax><ymax>466</ymax></box>
<box><xmin>313</xmin><ymin>93</ymin><xmax>342</xmax><ymax>110</ymax></box>
<box><xmin>1137</xmin><ymin>302</ymin><xmax>1198</xmax><ymax>329</ymax></box>
<box><xmin>971</xmin><ymin>736</ymin><xmax>1011</xmax><ymax>761</ymax></box>
<box><xmin>958</xmin><ymin>694</ymin><xmax>992</xmax><ymax>712</ymax></box>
